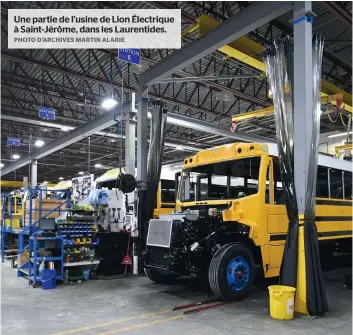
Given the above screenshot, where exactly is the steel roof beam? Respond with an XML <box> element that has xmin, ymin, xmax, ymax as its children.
<box><xmin>0</xmin><ymin>101</ymin><xmax>130</xmax><ymax>176</ymax></box>
<box><xmin>324</xmin><ymin>1</ymin><xmax>352</xmax><ymax>28</ymax></box>
<box><xmin>139</xmin><ymin>1</ymin><xmax>293</xmax><ymax>87</ymax></box>
<box><xmin>1</xmin><ymin>104</ymin><xmax>275</xmax><ymax>177</ymax></box>
<box><xmin>2</xmin><ymin>106</ymin><xmax>273</xmax><ymax>145</ymax></box>
<box><xmin>166</xmin><ymin>113</ymin><xmax>275</xmax><ymax>144</ymax></box>
<box><xmin>2</xmin><ymin>53</ymin><xmax>270</xmax><ymax>108</ymax></box>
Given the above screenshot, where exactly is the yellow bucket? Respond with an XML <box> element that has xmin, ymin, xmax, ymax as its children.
<box><xmin>268</xmin><ymin>285</ymin><xmax>296</xmax><ymax>320</ymax></box>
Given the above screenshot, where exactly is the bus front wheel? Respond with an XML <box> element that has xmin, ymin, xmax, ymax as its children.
<box><xmin>209</xmin><ymin>243</ymin><xmax>255</xmax><ymax>301</ymax></box>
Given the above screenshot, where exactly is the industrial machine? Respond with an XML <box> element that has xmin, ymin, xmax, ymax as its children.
<box><xmin>144</xmin><ymin>142</ymin><xmax>352</xmax><ymax>301</ymax></box>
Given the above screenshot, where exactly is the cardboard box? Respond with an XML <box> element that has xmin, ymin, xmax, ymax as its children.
<box><xmin>23</xmin><ymin>199</ymin><xmax>67</xmax><ymax>225</ymax></box>
<box><xmin>18</xmin><ymin>249</ymin><xmax>30</xmax><ymax>267</ymax></box>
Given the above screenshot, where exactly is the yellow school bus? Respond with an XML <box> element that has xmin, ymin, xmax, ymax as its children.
<box><xmin>1</xmin><ymin>194</ymin><xmax>23</xmax><ymax>229</ymax></box>
<box><xmin>144</xmin><ymin>142</ymin><xmax>352</xmax><ymax>300</ymax></box>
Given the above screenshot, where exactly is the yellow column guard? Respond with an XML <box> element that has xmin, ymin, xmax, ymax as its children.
<box><xmin>295</xmin><ymin>214</ymin><xmax>309</xmax><ymax>315</ymax></box>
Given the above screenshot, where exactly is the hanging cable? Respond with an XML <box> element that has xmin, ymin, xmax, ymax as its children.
<box><xmin>339</xmin><ymin>112</ymin><xmax>348</xmax><ymax>127</ymax></box>
<box><xmin>88</xmin><ymin>137</ymin><xmax>91</xmax><ymax>175</ymax></box>
<box><xmin>28</xmin><ymin>130</ymin><xmax>32</xmax><ymax>187</ymax></box>
<box><xmin>120</xmin><ymin>61</ymin><xmax>124</xmax><ymax>175</ymax></box>
<box><xmin>326</xmin><ymin>108</ymin><xmax>338</xmax><ymax>123</ymax></box>
<box><xmin>41</xmin><ymin>68</ymin><xmax>44</xmax><ymax>109</ymax></box>
<box><xmin>10</xmin><ymin>146</ymin><xmax>16</xmax><ymax>191</ymax></box>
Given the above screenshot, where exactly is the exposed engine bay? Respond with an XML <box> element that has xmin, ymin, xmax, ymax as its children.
<box><xmin>144</xmin><ymin>206</ymin><xmax>250</xmax><ymax>275</ymax></box>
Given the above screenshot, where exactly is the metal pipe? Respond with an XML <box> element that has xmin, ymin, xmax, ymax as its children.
<box><xmin>2</xmin><ymin>104</ymin><xmax>274</xmax><ymax>177</ymax></box>
<box><xmin>157</xmin><ymin>74</ymin><xmax>258</xmax><ymax>84</ymax></box>
<box><xmin>1</xmin><ymin>113</ymin><xmax>201</xmax><ymax>153</ymax></box>
<box><xmin>346</xmin><ymin>116</ymin><xmax>352</xmax><ymax>144</ymax></box>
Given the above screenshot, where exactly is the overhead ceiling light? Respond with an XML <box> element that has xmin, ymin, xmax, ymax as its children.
<box><xmin>110</xmin><ymin>139</ymin><xmax>116</xmax><ymax>143</ymax></box>
<box><xmin>76</xmin><ymin>92</ymin><xmax>85</xmax><ymax>106</ymax></box>
<box><xmin>34</xmin><ymin>139</ymin><xmax>45</xmax><ymax>147</ymax></box>
<box><xmin>131</xmin><ymin>63</ymin><xmax>149</xmax><ymax>74</ymax></box>
<box><xmin>328</xmin><ymin>131</ymin><xmax>352</xmax><ymax>139</ymax></box>
<box><xmin>0</xmin><ymin>163</ymin><xmax>4</xmax><ymax>168</ymax></box>
<box><xmin>13</xmin><ymin>154</ymin><xmax>20</xmax><ymax>160</ymax></box>
<box><xmin>78</xmin><ymin>171</ymin><xmax>84</xmax><ymax>175</ymax></box>
<box><xmin>59</xmin><ymin>177</ymin><xmax>64</xmax><ymax>180</ymax></box>
<box><xmin>43</xmin><ymin>181</ymin><xmax>48</xmax><ymax>184</ymax></box>
<box><xmin>62</xmin><ymin>126</ymin><xmax>73</xmax><ymax>132</ymax></box>
<box><xmin>95</xmin><ymin>163</ymin><xmax>102</xmax><ymax>168</ymax></box>
<box><xmin>218</xmin><ymin>89</ymin><xmax>234</xmax><ymax>102</ymax></box>
<box><xmin>268</xmin><ymin>88</ymin><xmax>273</xmax><ymax>99</ymax></box>
<box><xmin>101</xmin><ymin>98</ymin><xmax>118</xmax><ymax>110</ymax></box>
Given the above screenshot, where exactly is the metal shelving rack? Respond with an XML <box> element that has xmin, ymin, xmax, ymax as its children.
<box><xmin>59</xmin><ymin>209</ymin><xmax>100</xmax><ymax>272</ymax></box>
<box><xmin>28</xmin><ymin>234</ymin><xmax>64</xmax><ymax>288</ymax></box>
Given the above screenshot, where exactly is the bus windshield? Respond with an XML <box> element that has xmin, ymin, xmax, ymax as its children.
<box><xmin>179</xmin><ymin>157</ymin><xmax>261</xmax><ymax>202</ymax></box>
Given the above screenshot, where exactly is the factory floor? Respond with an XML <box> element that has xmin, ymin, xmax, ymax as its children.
<box><xmin>1</xmin><ymin>261</ymin><xmax>352</xmax><ymax>335</ymax></box>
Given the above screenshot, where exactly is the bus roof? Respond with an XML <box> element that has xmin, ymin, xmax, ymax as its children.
<box><xmin>183</xmin><ymin>142</ymin><xmax>352</xmax><ymax>172</ymax></box>
<box><xmin>267</xmin><ymin>142</ymin><xmax>352</xmax><ymax>172</ymax></box>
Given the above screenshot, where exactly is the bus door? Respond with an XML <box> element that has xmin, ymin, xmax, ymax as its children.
<box><xmin>262</xmin><ymin>157</ymin><xmax>287</xmax><ymax>274</ymax></box>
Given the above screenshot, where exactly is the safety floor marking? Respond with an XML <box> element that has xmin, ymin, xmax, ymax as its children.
<box><xmin>49</xmin><ymin>309</ymin><xmax>173</xmax><ymax>335</ymax></box>
<box><xmin>49</xmin><ymin>300</ymin><xmax>236</xmax><ymax>335</ymax></box>
<box><xmin>95</xmin><ymin>315</ymin><xmax>186</xmax><ymax>335</ymax></box>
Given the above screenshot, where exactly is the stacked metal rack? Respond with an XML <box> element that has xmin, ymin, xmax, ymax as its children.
<box><xmin>58</xmin><ymin>208</ymin><xmax>100</xmax><ymax>277</ymax></box>
<box><xmin>28</xmin><ymin>234</ymin><xmax>64</xmax><ymax>288</ymax></box>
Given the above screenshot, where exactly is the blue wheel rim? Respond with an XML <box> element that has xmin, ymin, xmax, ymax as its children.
<box><xmin>226</xmin><ymin>256</ymin><xmax>250</xmax><ymax>291</ymax></box>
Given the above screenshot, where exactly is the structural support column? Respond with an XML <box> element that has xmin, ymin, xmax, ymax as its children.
<box><xmin>125</xmin><ymin>93</ymin><xmax>137</xmax><ymax>175</ymax></box>
<box><xmin>126</xmin><ymin>93</ymin><xmax>138</xmax><ymax>275</ymax></box>
<box><xmin>23</xmin><ymin>177</ymin><xmax>28</xmax><ymax>190</ymax></box>
<box><xmin>136</xmin><ymin>86</ymin><xmax>149</xmax><ymax>273</ymax></box>
<box><xmin>31</xmin><ymin>160</ymin><xmax>38</xmax><ymax>188</ymax></box>
<box><xmin>137</xmin><ymin>87</ymin><xmax>148</xmax><ymax>183</ymax></box>
<box><xmin>293</xmin><ymin>1</ymin><xmax>313</xmax><ymax>315</ymax></box>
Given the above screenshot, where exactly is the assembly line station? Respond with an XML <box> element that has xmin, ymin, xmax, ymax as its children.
<box><xmin>1</xmin><ymin>1</ymin><xmax>352</xmax><ymax>335</ymax></box>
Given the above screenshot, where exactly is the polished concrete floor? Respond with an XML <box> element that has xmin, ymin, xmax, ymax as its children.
<box><xmin>1</xmin><ymin>262</ymin><xmax>352</xmax><ymax>335</ymax></box>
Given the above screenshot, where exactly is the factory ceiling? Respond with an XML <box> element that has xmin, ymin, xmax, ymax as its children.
<box><xmin>1</xmin><ymin>1</ymin><xmax>351</xmax><ymax>183</ymax></box>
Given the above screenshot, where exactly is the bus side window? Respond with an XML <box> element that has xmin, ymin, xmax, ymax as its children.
<box><xmin>344</xmin><ymin>172</ymin><xmax>352</xmax><ymax>200</ymax></box>
<box><xmin>316</xmin><ymin>166</ymin><xmax>329</xmax><ymax>198</ymax></box>
<box><xmin>329</xmin><ymin>168</ymin><xmax>343</xmax><ymax>199</ymax></box>
<box><xmin>265</xmin><ymin>165</ymin><xmax>271</xmax><ymax>204</ymax></box>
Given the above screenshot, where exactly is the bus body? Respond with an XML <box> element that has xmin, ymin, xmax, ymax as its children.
<box><xmin>153</xmin><ymin>179</ymin><xmax>177</xmax><ymax>218</ymax></box>
<box><xmin>144</xmin><ymin>142</ymin><xmax>352</xmax><ymax>300</ymax></box>
<box><xmin>1</xmin><ymin>194</ymin><xmax>23</xmax><ymax>229</ymax></box>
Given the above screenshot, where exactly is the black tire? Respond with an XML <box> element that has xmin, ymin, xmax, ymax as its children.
<box><xmin>145</xmin><ymin>268</ymin><xmax>178</xmax><ymax>284</ymax></box>
<box><xmin>209</xmin><ymin>243</ymin><xmax>255</xmax><ymax>301</ymax></box>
